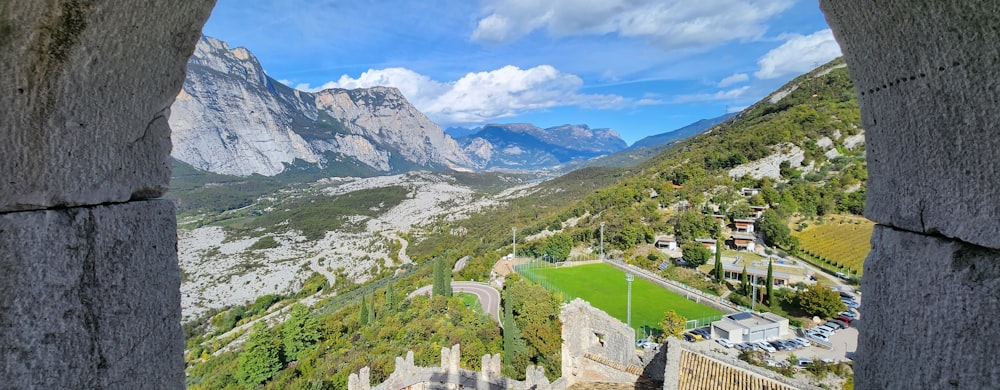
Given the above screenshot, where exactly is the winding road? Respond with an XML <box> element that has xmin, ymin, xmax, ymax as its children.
<box><xmin>408</xmin><ymin>282</ymin><xmax>501</xmax><ymax>324</ymax></box>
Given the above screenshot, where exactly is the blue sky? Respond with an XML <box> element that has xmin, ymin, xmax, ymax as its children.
<box><xmin>202</xmin><ymin>0</ymin><xmax>841</xmax><ymax>145</ymax></box>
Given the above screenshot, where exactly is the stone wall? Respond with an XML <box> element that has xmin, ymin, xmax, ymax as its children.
<box><xmin>819</xmin><ymin>1</ymin><xmax>1000</xmax><ymax>388</ymax></box>
<box><xmin>560</xmin><ymin>299</ymin><xmax>640</xmax><ymax>386</ymax></box>
<box><xmin>347</xmin><ymin>344</ymin><xmax>555</xmax><ymax>390</ymax></box>
<box><xmin>0</xmin><ymin>1</ymin><xmax>215</xmax><ymax>388</ymax></box>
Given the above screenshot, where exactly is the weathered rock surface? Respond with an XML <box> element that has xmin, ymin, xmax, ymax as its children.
<box><xmin>0</xmin><ymin>200</ymin><xmax>183</xmax><ymax>389</ymax></box>
<box><xmin>0</xmin><ymin>1</ymin><xmax>213</xmax><ymax>211</ymax></box>
<box><xmin>856</xmin><ymin>225</ymin><xmax>1000</xmax><ymax>389</ymax></box>
<box><xmin>170</xmin><ymin>36</ymin><xmax>472</xmax><ymax>176</ymax></box>
<box><xmin>821</xmin><ymin>0</ymin><xmax>1000</xmax><ymax>249</ymax></box>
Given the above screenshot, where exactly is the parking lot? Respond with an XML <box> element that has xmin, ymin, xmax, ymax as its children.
<box><xmin>680</xmin><ymin>318</ymin><xmax>859</xmax><ymax>365</ymax></box>
<box><xmin>774</xmin><ymin>325</ymin><xmax>857</xmax><ymax>363</ymax></box>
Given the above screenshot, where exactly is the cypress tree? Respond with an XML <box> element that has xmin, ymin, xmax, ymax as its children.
<box><xmin>385</xmin><ymin>281</ymin><xmax>395</xmax><ymax>313</ymax></box>
<box><xmin>766</xmin><ymin>259</ymin><xmax>774</xmax><ymax>306</ymax></box>
<box><xmin>368</xmin><ymin>294</ymin><xmax>376</xmax><ymax>324</ymax></box>
<box><xmin>433</xmin><ymin>258</ymin><xmax>445</xmax><ymax>297</ymax></box>
<box><xmin>359</xmin><ymin>296</ymin><xmax>369</xmax><ymax>326</ymax></box>
<box><xmin>714</xmin><ymin>238</ymin><xmax>724</xmax><ymax>281</ymax></box>
<box><xmin>444</xmin><ymin>264</ymin><xmax>453</xmax><ymax>297</ymax></box>
<box><xmin>740</xmin><ymin>265</ymin><xmax>749</xmax><ymax>295</ymax></box>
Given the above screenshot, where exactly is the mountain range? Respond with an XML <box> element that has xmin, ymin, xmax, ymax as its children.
<box><xmin>455</xmin><ymin>123</ymin><xmax>628</xmax><ymax>170</ymax></box>
<box><xmin>169</xmin><ymin>36</ymin><xmax>472</xmax><ymax>177</ymax></box>
<box><xmin>170</xmin><ymin>37</ymin><xmax>649</xmax><ymax>176</ymax></box>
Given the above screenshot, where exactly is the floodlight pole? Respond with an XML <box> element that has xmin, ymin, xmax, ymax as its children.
<box><xmin>626</xmin><ymin>273</ymin><xmax>635</xmax><ymax>327</ymax></box>
<box><xmin>600</xmin><ymin>222</ymin><xmax>605</xmax><ymax>259</ymax></box>
<box><xmin>512</xmin><ymin>227</ymin><xmax>516</xmax><ymax>260</ymax></box>
<box><xmin>751</xmin><ymin>273</ymin><xmax>757</xmax><ymax>311</ymax></box>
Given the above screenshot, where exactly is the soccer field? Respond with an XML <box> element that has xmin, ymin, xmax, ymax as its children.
<box><xmin>520</xmin><ymin>262</ymin><xmax>722</xmax><ymax>333</ymax></box>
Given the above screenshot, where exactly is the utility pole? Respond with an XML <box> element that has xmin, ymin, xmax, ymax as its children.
<box><xmin>751</xmin><ymin>272</ymin><xmax>758</xmax><ymax>311</ymax></box>
<box><xmin>512</xmin><ymin>227</ymin><xmax>516</xmax><ymax>260</ymax></box>
<box><xmin>626</xmin><ymin>273</ymin><xmax>634</xmax><ymax>327</ymax></box>
<box><xmin>600</xmin><ymin>222</ymin><xmax>605</xmax><ymax>259</ymax></box>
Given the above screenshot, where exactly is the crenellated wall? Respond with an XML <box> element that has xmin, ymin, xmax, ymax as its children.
<box><xmin>0</xmin><ymin>1</ymin><xmax>216</xmax><ymax>388</ymax></box>
<box><xmin>819</xmin><ymin>1</ymin><xmax>1000</xmax><ymax>389</ymax></box>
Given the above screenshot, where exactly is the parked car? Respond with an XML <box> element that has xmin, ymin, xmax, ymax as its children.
<box><xmin>831</xmin><ymin>319</ymin><xmax>849</xmax><ymax>328</ymax></box>
<box><xmin>787</xmin><ymin>338</ymin><xmax>806</xmax><ymax>348</ymax></box>
<box><xmin>839</xmin><ymin>291</ymin><xmax>856</xmax><ymax>299</ymax></box>
<box><xmin>798</xmin><ymin>357</ymin><xmax>814</xmax><ymax>367</ymax></box>
<box><xmin>692</xmin><ymin>327</ymin><xmax>712</xmax><ymax>340</ymax></box>
<box><xmin>815</xmin><ymin>325</ymin><xmax>835</xmax><ymax>334</ymax></box>
<box><xmin>806</xmin><ymin>332</ymin><xmax>829</xmax><ymax>342</ymax></box>
<box><xmin>836</xmin><ymin>316</ymin><xmax>852</xmax><ymax>325</ymax></box>
<box><xmin>683</xmin><ymin>333</ymin><xmax>697</xmax><ymax>342</ymax></box>
<box><xmin>768</xmin><ymin>341</ymin><xmax>786</xmax><ymax>351</ymax></box>
<box><xmin>839</xmin><ymin>311</ymin><xmax>858</xmax><ymax>320</ymax></box>
<box><xmin>757</xmin><ymin>341</ymin><xmax>777</xmax><ymax>353</ymax></box>
<box><xmin>793</xmin><ymin>337</ymin><xmax>812</xmax><ymax>347</ymax></box>
<box><xmin>823</xmin><ymin>321</ymin><xmax>844</xmax><ymax>330</ymax></box>
<box><xmin>716</xmin><ymin>338</ymin><xmax>734</xmax><ymax>348</ymax></box>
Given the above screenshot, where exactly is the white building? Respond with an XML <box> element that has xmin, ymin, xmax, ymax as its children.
<box><xmin>655</xmin><ymin>235</ymin><xmax>678</xmax><ymax>251</ymax></box>
<box><xmin>710</xmin><ymin>312</ymin><xmax>790</xmax><ymax>343</ymax></box>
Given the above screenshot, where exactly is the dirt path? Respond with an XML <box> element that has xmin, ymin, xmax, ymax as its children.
<box><xmin>385</xmin><ymin>232</ymin><xmax>412</xmax><ymax>264</ymax></box>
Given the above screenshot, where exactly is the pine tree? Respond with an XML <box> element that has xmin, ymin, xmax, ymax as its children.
<box><xmin>740</xmin><ymin>265</ymin><xmax>749</xmax><ymax>295</ymax></box>
<box><xmin>359</xmin><ymin>296</ymin><xmax>369</xmax><ymax>326</ymax></box>
<box><xmin>282</xmin><ymin>304</ymin><xmax>319</xmax><ymax>361</ymax></box>
<box><xmin>766</xmin><ymin>259</ymin><xmax>774</xmax><ymax>306</ymax></box>
<box><xmin>236</xmin><ymin>322</ymin><xmax>281</xmax><ymax>389</ymax></box>
<box><xmin>714</xmin><ymin>238</ymin><xmax>724</xmax><ymax>281</ymax></box>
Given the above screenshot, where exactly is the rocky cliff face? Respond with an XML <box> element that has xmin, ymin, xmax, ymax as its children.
<box><xmin>169</xmin><ymin>36</ymin><xmax>471</xmax><ymax>176</ymax></box>
<box><xmin>457</xmin><ymin>123</ymin><xmax>627</xmax><ymax>170</ymax></box>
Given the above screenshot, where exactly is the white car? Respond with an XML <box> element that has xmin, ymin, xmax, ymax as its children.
<box><xmin>756</xmin><ymin>341</ymin><xmax>777</xmax><ymax>353</ymax></box>
<box><xmin>806</xmin><ymin>331</ymin><xmax>829</xmax><ymax>342</ymax></box>
<box><xmin>793</xmin><ymin>337</ymin><xmax>812</xmax><ymax>347</ymax></box>
<box><xmin>716</xmin><ymin>338</ymin><xmax>734</xmax><ymax>348</ymax></box>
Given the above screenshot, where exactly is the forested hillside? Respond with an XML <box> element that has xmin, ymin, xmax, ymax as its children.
<box><xmin>184</xmin><ymin>58</ymin><xmax>869</xmax><ymax>389</ymax></box>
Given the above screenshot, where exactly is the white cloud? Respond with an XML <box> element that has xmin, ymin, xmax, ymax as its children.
<box><xmin>755</xmin><ymin>29</ymin><xmax>842</xmax><ymax>79</ymax></box>
<box><xmin>673</xmin><ymin>86</ymin><xmax>750</xmax><ymax>103</ymax></box>
<box><xmin>306</xmin><ymin>65</ymin><xmax>630</xmax><ymax>125</ymax></box>
<box><xmin>472</xmin><ymin>0</ymin><xmax>793</xmax><ymax>50</ymax></box>
<box><xmin>718</xmin><ymin>73</ymin><xmax>749</xmax><ymax>88</ymax></box>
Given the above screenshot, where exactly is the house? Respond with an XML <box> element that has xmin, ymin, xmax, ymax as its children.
<box><xmin>695</xmin><ymin>238</ymin><xmax>717</xmax><ymax>253</ymax></box>
<box><xmin>654</xmin><ymin>235</ymin><xmax>678</xmax><ymax>250</ymax></box>
<box><xmin>750</xmin><ymin>205</ymin><xmax>767</xmax><ymax>219</ymax></box>
<box><xmin>711</xmin><ymin>214</ymin><xmax>727</xmax><ymax>224</ymax></box>
<box><xmin>721</xmin><ymin>262</ymin><xmax>791</xmax><ymax>286</ymax></box>
<box><xmin>730</xmin><ymin>234</ymin><xmax>757</xmax><ymax>252</ymax></box>
<box><xmin>710</xmin><ymin>312</ymin><xmax>790</xmax><ymax>343</ymax></box>
<box><xmin>741</xmin><ymin>187</ymin><xmax>761</xmax><ymax>197</ymax></box>
<box><xmin>733</xmin><ymin>218</ymin><xmax>756</xmax><ymax>233</ymax></box>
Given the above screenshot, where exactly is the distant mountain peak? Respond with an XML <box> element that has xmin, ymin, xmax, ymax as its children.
<box><xmin>169</xmin><ymin>35</ymin><xmax>470</xmax><ymax>177</ymax></box>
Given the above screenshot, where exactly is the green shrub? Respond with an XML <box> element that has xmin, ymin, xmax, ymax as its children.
<box><xmin>248</xmin><ymin>236</ymin><xmax>280</xmax><ymax>250</ymax></box>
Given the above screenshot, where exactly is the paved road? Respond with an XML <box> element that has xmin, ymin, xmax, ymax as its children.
<box><xmin>408</xmin><ymin>282</ymin><xmax>501</xmax><ymax>324</ymax></box>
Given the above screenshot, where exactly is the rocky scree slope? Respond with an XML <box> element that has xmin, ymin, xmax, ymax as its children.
<box><xmin>169</xmin><ymin>36</ymin><xmax>472</xmax><ymax>176</ymax></box>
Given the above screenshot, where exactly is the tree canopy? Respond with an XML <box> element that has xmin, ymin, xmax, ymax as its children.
<box><xmin>796</xmin><ymin>283</ymin><xmax>847</xmax><ymax>318</ymax></box>
<box><xmin>659</xmin><ymin>310</ymin><xmax>687</xmax><ymax>341</ymax></box>
<box><xmin>681</xmin><ymin>242</ymin><xmax>712</xmax><ymax>267</ymax></box>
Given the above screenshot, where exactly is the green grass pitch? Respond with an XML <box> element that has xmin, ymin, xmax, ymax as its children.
<box><xmin>521</xmin><ymin>263</ymin><xmax>722</xmax><ymax>332</ymax></box>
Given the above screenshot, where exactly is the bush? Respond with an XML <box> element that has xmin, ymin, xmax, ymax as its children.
<box><xmin>248</xmin><ymin>236</ymin><xmax>280</xmax><ymax>250</ymax></box>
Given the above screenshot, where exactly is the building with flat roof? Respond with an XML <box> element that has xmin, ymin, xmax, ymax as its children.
<box><xmin>710</xmin><ymin>312</ymin><xmax>790</xmax><ymax>343</ymax></box>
